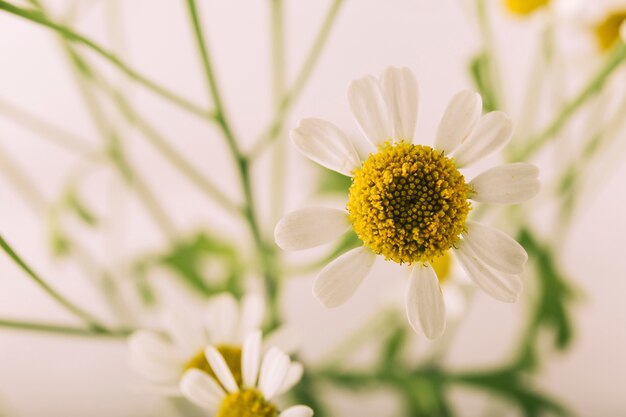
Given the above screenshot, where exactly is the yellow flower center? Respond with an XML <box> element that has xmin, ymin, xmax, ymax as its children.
<box><xmin>431</xmin><ymin>251</ymin><xmax>452</xmax><ymax>284</ymax></box>
<box><xmin>347</xmin><ymin>142</ymin><xmax>471</xmax><ymax>264</ymax></box>
<box><xmin>184</xmin><ymin>344</ymin><xmax>243</xmax><ymax>387</ymax></box>
<box><xmin>504</xmin><ymin>0</ymin><xmax>550</xmax><ymax>15</ymax></box>
<box><xmin>594</xmin><ymin>11</ymin><xmax>626</xmax><ymax>51</ymax></box>
<box><xmin>217</xmin><ymin>389</ymin><xmax>278</xmax><ymax>417</ymax></box>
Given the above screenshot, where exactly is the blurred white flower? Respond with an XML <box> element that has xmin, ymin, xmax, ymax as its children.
<box><xmin>128</xmin><ymin>292</ymin><xmax>300</xmax><ymax>394</ymax></box>
<box><xmin>181</xmin><ymin>331</ymin><xmax>311</xmax><ymax>417</ymax></box>
<box><xmin>275</xmin><ymin>67</ymin><xmax>539</xmax><ymax>339</ymax></box>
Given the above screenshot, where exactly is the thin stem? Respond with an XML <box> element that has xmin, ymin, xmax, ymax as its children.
<box><xmin>0</xmin><ymin>318</ymin><xmax>131</xmax><ymax>338</ymax></box>
<box><xmin>475</xmin><ymin>0</ymin><xmax>504</xmax><ymax>112</ymax></box>
<box><xmin>0</xmin><ymin>233</ymin><xmax>105</xmax><ymax>330</ymax></box>
<box><xmin>185</xmin><ymin>0</ymin><xmax>280</xmax><ymax>327</ymax></box>
<box><xmin>0</xmin><ymin>98</ymin><xmax>94</xmax><ymax>155</ymax></box>
<box><xmin>0</xmin><ymin>0</ymin><xmax>212</xmax><ymax>120</ymax></box>
<box><xmin>269</xmin><ymin>0</ymin><xmax>288</xmax><ymax>226</ymax></box>
<box><xmin>511</xmin><ymin>42</ymin><xmax>626</xmax><ymax>161</ymax></box>
<box><xmin>0</xmin><ymin>142</ymin><xmax>47</xmax><ymax>211</ymax></box>
<box><xmin>249</xmin><ymin>0</ymin><xmax>345</xmax><ymax>157</ymax></box>
<box><xmin>106</xmin><ymin>87</ymin><xmax>243</xmax><ymax>214</ymax></box>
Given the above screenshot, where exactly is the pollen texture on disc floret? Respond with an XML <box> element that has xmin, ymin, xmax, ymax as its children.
<box><xmin>347</xmin><ymin>142</ymin><xmax>471</xmax><ymax>264</ymax></box>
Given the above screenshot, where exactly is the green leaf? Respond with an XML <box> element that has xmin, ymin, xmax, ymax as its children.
<box><xmin>454</xmin><ymin>369</ymin><xmax>570</xmax><ymax>417</ymax></box>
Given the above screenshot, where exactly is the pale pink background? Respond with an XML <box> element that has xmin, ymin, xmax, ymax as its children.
<box><xmin>0</xmin><ymin>0</ymin><xmax>625</xmax><ymax>416</ymax></box>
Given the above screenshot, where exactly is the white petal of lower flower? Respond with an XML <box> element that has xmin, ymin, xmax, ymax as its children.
<box><xmin>130</xmin><ymin>351</ymin><xmax>181</xmax><ymax>383</ymax></box>
<box><xmin>128</xmin><ymin>331</ymin><xmax>181</xmax><ymax>367</ymax></box>
<box><xmin>280</xmin><ymin>405</ymin><xmax>314</xmax><ymax>417</ymax></box>
<box><xmin>291</xmin><ymin>118</ymin><xmax>361</xmax><ymax>176</ymax></box>
<box><xmin>348</xmin><ymin>75</ymin><xmax>392</xmax><ymax>146</ymax></box>
<box><xmin>462</xmin><ymin>221</ymin><xmax>528</xmax><ymax>275</ymax></box>
<box><xmin>277</xmin><ymin>362</ymin><xmax>304</xmax><ymax>396</ymax></box>
<box><xmin>405</xmin><ymin>264</ymin><xmax>446</xmax><ymax>339</ymax></box>
<box><xmin>274</xmin><ymin>207</ymin><xmax>351</xmax><ymax>251</ymax></box>
<box><xmin>258</xmin><ymin>347</ymin><xmax>290</xmax><ymax>400</ymax></box>
<box><xmin>263</xmin><ymin>325</ymin><xmax>302</xmax><ymax>356</ymax></box>
<box><xmin>470</xmin><ymin>163</ymin><xmax>540</xmax><ymax>204</ymax></box>
<box><xmin>180</xmin><ymin>369</ymin><xmax>225</xmax><ymax>410</ymax></box>
<box><xmin>313</xmin><ymin>246</ymin><xmax>376</xmax><ymax>308</ymax></box>
<box><xmin>380</xmin><ymin>67</ymin><xmax>418</xmax><ymax>141</ymax></box>
<box><xmin>205</xmin><ymin>293</ymin><xmax>239</xmax><ymax>345</ymax></box>
<box><xmin>434</xmin><ymin>90</ymin><xmax>482</xmax><ymax>154</ymax></box>
<box><xmin>242</xmin><ymin>330</ymin><xmax>262</xmax><ymax>388</ymax></box>
<box><xmin>205</xmin><ymin>346</ymin><xmax>239</xmax><ymax>393</ymax></box>
<box><xmin>236</xmin><ymin>293</ymin><xmax>265</xmax><ymax>343</ymax></box>
<box><xmin>455</xmin><ymin>242</ymin><xmax>522</xmax><ymax>303</ymax></box>
<box><xmin>162</xmin><ymin>311</ymin><xmax>206</xmax><ymax>357</ymax></box>
<box><xmin>452</xmin><ymin>111</ymin><xmax>513</xmax><ymax>167</ymax></box>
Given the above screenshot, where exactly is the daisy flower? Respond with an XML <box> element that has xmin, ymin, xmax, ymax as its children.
<box><xmin>128</xmin><ymin>292</ymin><xmax>298</xmax><ymax>393</ymax></box>
<box><xmin>180</xmin><ymin>331</ymin><xmax>312</xmax><ymax>417</ymax></box>
<box><xmin>274</xmin><ymin>67</ymin><xmax>540</xmax><ymax>339</ymax></box>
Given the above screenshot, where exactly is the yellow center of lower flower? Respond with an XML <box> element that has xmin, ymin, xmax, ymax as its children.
<box><xmin>594</xmin><ymin>11</ymin><xmax>626</xmax><ymax>51</ymax></box>
<box><xmin>347</xmin><ymin>142</ymin><xmax>471</xmax><ymax>264</ymax></box>
<box><xmin>504</xmin><ymin>0</ymin><xmax>549</xmax><ymax>15</ymax></box>
<box><xmin>431</xmin><ymin>251</ymin><xmax>452</xmax><ymax>284</ymax></box>
<box><xmin>184</xmin><ymin>344</ymin><xmax>243</xmax><ymax>387</ymax></box>
<box><xmin>217</xmin><ymin>389</ymin><xmax>278</xmax><ymax>417</ymax></box>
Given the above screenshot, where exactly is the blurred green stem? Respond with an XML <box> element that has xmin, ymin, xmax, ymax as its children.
<box><xmin>249</xmin><ymin>0</ymin><xmax>345</xmax><ymax>157</ymax></box>
<box><xmin>185</xmin><ymin>0</ymin><xmax>280</xmax><ymax>328</ymax></box>
<box><xmin>475</xmin><ymin>0</ymin><xmax>504</xmax><ymax>111</ymax></box>
<box><xmin>0</xmin><ymin>318</ymin><xmax>131</xmax><ymax>338</ymax></box>
<box><xmin>0</xmin><ymin>234</ymin><xmax>106</xmax><ymax>331</ymax></box>
<box><xmin>0</xmin><ymin>0</ymin><xmax>212</xmax><ymax>120</ymax></box>
<box><xmin>511</xmin><ymin>42</ymin><xmax>626</xmax><ymax>161</ymax></box>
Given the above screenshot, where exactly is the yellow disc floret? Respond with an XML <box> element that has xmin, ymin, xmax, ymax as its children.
<box><xmin>594</xmin><ymin>11</ymin><xmax>626</xmax><ymax>52</ymax></box>
<box><xmin>184</xmin><ymin>344</ymin><xmax>243</xmax><ymax>387</ymax></box>
<box><xmin>347</xmin><ymin>142</ymin><xmax>470</xmax><ymax>264</ymax></box>
<box><xmin>217</xmin><ymin>389</ymin><xmax>278</xmax><ymax>417</ymax></box>
<box><xmin>504</xmin><ymin>0</ymin><xmax>549</xmax><ymax>15</ymax></box>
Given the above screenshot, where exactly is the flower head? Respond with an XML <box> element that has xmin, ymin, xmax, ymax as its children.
<box><xmin>181</xmin><ymin>331</ymin><xmax>312</xmax><ymax>417</ymax></box>
<box><xmin>594</xmin><ymin>9</ymin><xmax>626</xmax><ymax>51</ymax></box>
<box><xmin>504</xmin><ymin>0</ymin><xmax>551</xmax><ymax>15</ymax></box>
<box><xmin>275</xmin><ymin>67</ymin><xmax>540</xmax><ymax>339</ymax></box>
<box><xmin>128</xmin><ymin>292</ymin><xmax>299</xmax><ymax>392</ymax></box>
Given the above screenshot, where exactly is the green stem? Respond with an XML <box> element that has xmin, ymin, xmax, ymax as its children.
<box><xmin>0</xmin><ymin>234</ymin><xmax>106</xmax><ymax>330</ymax></box>
<box><xmin>249</xmin><ymin>0</ymin><xmax>345</xmax><ymax>157</ymax></box>
<box><xmin>0</xmin><ymin>98</ymin><xmax>94</xmax><ymax>155</ymax></box>
<box><xmin>511</xmin><ymin>42</ymin><xmax>626</xmax><ymax>161</ymax></box>
<box><xmin>185</xmin><ymin>0</ymin><xmax>279</xmax><ymax>327</ymax></box>
<box><xmin>0</xmin><ymin>0</ymin><xmax>212</xmax><ymax>120</ymax></box>
<box><xmin>475</xmin><ymin>0</ymin><xmax>504</xmax><ymax>112</ymax></box>
<box><xmin>0</xmin><ymin>318</ymin><xmax>131</xmax><ymax>338</ymax></box>
<box><xmin>106</xmin><ymin>87</ymin><xmax>242</xmax><ymax>215</ymax></box>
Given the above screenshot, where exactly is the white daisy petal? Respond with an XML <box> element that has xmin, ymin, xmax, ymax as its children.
<box><xmin>313</xmin><ymin>246</ymin><xmax>376</xmax><ymax>308</ymax></box>
<box><xmin>242</xmin><ymin>330</ymin><xmax>262</xmax><ymax>388</ymax></box>
<box><xmin>405</xmin><ymin>264</ymin><xmax>446</xmax><ymax>339</ymax></box>
<box><xmin>180</xmin><ymin>369</ymin><xmax>225</xmax><ymax>410</ymax></box>
<box><xmin>279</xmin><ymin>405</ymin><xmax>314</xmax><ymax>417</ymax></box>
<box><xmin>162</xmin><ymin>311</ymin><xmax>206</xmax><ymax>357</ymax></box>
<box><xmin>291</xmin><ymin>118</ymin><xmax>361</xmax><ymax>176</ymax></box>
<box><xmin>469</xmin><ymin>163</ymin><xmax>540</xmax><ymax>204</ymax></box>
<box><xmin>205</xmin><ymin>346</ymin><xmax>239</xmax><ymax>393</ymax></box>
<box><xmin>462</xmin><ymin>221</ymin><xmax>528</xmax><ymax>275</ymax></box>
<box><xmin>205</xmin><ymin>293</ymin><xmax>239</xmax><ymax>345</ymax></box>
<box><xmin>380</xmin><ymin>66</ymin><xmax>418</xmax><ymax>141</ymax></box>
<box><xmin>348</xmin><ymin>75</ymin><xmax>392</xmax><ymax>146</ymax></box>
<box><xmin>455</xmin><ymin>242</ymin><xmax>522</xmax><ymax>303</ymax></box>
<box><xmin>128</xmin><ymin>331</ymin><xmax>181</xmax><ymax>367</ymax></box>
<box><xmin>434</xmin><ymin>90</ymin><xmax>482</xmax><ymax>154</ymax></box>
<box><xmin>129</xmin><ymin>351</ymin><xmax>181</xmax><ymax>383</ymax></box>
<box><xmin>452</xmin><ymin>111</ymin><xmax>513</xmax><ymax>167</ymax></box>
<box><xmin>274</xmin><ymin>207</ymin><xmax>351</xmax><ymax>251</ymax></box>
<box><xmin>277</xmin><ymin>362</ymin><xmax>304</xmax><ymax>396</ymax></box>
<box><xmin>263</xmin><ymin>325</ymin><xmax>302</xmax><ymax>356</ymax></box>
<box><xmin>258</xmin><ymin>348</ymin><xmax>290</xmax><ymax>400</ymax></box>
<box><xmin>236</xmin><ymin>293</ymin><xmax>265</xmax><ymax>343</ymax></box>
